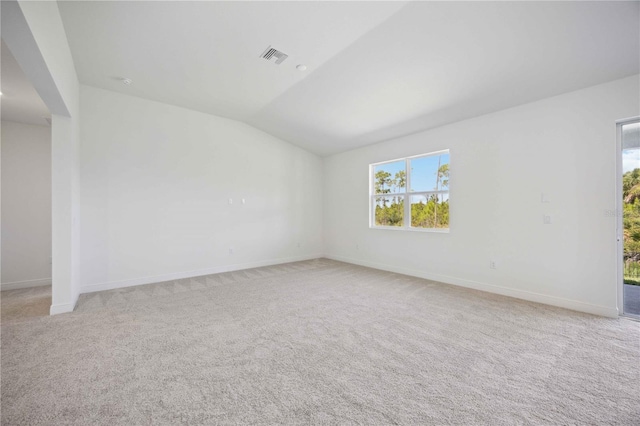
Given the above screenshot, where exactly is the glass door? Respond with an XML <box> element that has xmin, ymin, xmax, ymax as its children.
<box><xmin>621</xmin><ymin>119</ymin><xmax>640</xmax><ymax>317</ymax></box>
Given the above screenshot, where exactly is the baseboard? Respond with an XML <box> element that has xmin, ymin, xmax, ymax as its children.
<box><xmin>80</xmin><ymin>253</ymin><xmax>324</xmax><ymax>294</ymax></box>
<box><xmin>1</xmin><ymin>277</ymin><xmax>51</xmax><ymax>291</ymax></box>
<box><xmin>325</xmin><ymin>254</ymin><xmax>619</xmax><ymax>318</ymax></box>
<box><xmin>50</xmin><ymin>301</ymin><xmax>75</xmax><ymax>315</ymax></box>
<box><xmin>49</xmin><ymin>290</ymin><xmax>79</xmax><ymax>316</ymax></box>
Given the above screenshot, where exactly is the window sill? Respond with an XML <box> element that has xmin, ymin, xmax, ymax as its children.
<box><xmin>369</xmin><ymin>226</ymin><xmax>450</xmax><ymax>234</ymax></box>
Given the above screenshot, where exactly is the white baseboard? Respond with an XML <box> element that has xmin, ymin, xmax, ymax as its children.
<box><xmin>325</xmin><ymin>254</ymin><xmax>619</xmax><ymax>318</ymax></box>
<box><xmin>80</xmin><ymin>253</ymin><xmax>324</xmax><ymax>294</ymax></box>
<box><xmin>1</xmin><ymin>277</ymin><xmax>51</xmax><ymax>291</ymax></box>
<box><xmin>50</xmin><ymin>301</ymin><xmax>76</xmax><ymax>315</ymax></box>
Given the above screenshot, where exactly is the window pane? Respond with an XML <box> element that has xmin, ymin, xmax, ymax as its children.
<box><xmin>410</xmin><ymin>153</ymin><xmax>450</xmax><ymax>192</ymax></box>
<box><xmin>411</xmin><ymin>194</ymin><xmax>449</xmax><ymax>228</ymax></box>
<box><xmin>373</xmin><ymin>160</ymin><xmax>406</xmax><ymax>194</ymax></box>
<box><xmin>374</xmin><ymin>196</ymin><xmax>404</xmax><ymax>227</ymax></box>
<box><xmin>622</xmin><ymin>122</ymin><xmax>640</xmax><ymax>288</ymax></box>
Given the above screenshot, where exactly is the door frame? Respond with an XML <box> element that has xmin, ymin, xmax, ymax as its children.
<box><xmin>616</xmin><ymin>116</ymin><xmax>640</xmax><ymax>317</ymax></box>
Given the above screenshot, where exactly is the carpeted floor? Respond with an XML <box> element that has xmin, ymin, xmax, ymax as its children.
<box><xmin>1</xmin><ymin>259</ymin><xmax>639</xmax><ymax>425</ymax></box>
<box><xmin>0</xmin><ymin>285</ymin><xmax>51</xmax><ymax>325</ymax></box>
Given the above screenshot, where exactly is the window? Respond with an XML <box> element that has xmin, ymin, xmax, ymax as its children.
<box><xmin>370</xmin><ymin>150</ymin><xmax>449</xmax><ymax>231</ymax></box>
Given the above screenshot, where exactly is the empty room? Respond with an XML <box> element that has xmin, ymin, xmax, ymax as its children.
<box><xmin>1</xmin><ymin>1</ymin><xmax>639</xmax><ymax>424</ymax></box>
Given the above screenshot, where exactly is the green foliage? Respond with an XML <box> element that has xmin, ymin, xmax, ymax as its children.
<box><xmin>375</xmin><ymin>170</ymin><xmax>392</xmax><ymax>195</ymax></box>
<box><xmin>623</xmin><ymin>168</ymin><xmax>640</xmax><ymax>285</ymax></box>
<box><xmin>622</xmin><ymin>169</ymin><xmax>640</xmax><ymax>199</ymax></box>
<box><xmin>437</xmin><ymin>163</ymin><xmax>449</xmax><ymax>189</ymax></box>
<box><xmin>624</xmin><ymin>262</ymin><xmax>640</xmax><ymax>285</ymax></box>
<box><xmin>411</xmin><ymin>197</ymin><xmax>449</xmax><ymax>228</ymax></box>
<box><xmin>395</xmin><ymin>170</ymin><xmax>406</xmax><ymax>190</ymax></box>
<box><xmin>375</xmin><ymin>197</ymin><xmax>449</xmax><ymax>228</ymax></box>
<box><xmin>375</xmin><ymin>200</ymin><xmax>404</xmax><ymax>226</ymax></box>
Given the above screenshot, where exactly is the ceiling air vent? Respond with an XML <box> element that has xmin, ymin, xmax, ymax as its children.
<box><xmin>260</xmin><ymin>46</ymin><xmax>288</xmax><ymax>65</ymax></box>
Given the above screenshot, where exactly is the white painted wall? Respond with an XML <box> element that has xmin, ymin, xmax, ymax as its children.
<box><xmin>1</xmin><ymin>121</ymin><xmax>52</xmax><ymax>289</ymax></box>
<box><xmin>10</xmin><ymin>0</ymin><xmax>82</xmax><ymax>314</ymax></box>
<box><xmin>324</xmin><ymin>75</ymin><xmax>640</xmax><ymax>317</ymax></box>
<box><xmin>79</xmin><ymin>86</ymin><xmax>323</xmax><ymax>292</ymax></box>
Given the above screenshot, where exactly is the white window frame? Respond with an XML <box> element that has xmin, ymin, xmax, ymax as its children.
<box><xmin>369</xmin><ymin>149</ymin><xmax>450</xmax><ymax>233</ymax></box>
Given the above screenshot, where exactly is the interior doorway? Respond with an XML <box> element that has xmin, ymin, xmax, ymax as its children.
<box><xmin>0</xmin><ymin>40</ymin><xmax>53</xmax><ymax>323</ymax></box>
<box><xmin>619</xmin><ymin>118</ymin><xmax>640</xmax><ymax>318</ymax></box>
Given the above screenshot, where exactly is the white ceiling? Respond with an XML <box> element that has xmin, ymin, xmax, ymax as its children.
<box><xmin>1</xmin><ymin>40</ymin><xmax>51</xmax><ymax>127</ymax></box>
<box><xmin>58</xmin><ymin>1</ymin><xmax>639</xmax><ymax>156</ymax></box>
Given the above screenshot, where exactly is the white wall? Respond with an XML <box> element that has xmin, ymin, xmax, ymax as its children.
<box><xmin>79</xmin><ymin>86</ymin><xmax>323</xmax><ymax>292</ymax></box>
<box><xmin>324</xmin><ymin>75</ymin><xmax>640</xmax><ymax>317</ymax></box>
<box><xmin>1</xmin><ymin>121</ymin><xmax>52</xmax><ymax>289</ymax></box>
<box><xmin>10</xmin><ymin>0</ymin><xmax>82</xmax><ymax>314</ymax></box>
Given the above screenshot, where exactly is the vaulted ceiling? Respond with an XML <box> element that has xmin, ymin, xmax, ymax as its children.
<box><xmin>58</xmin><ymin>1</ymin><xmax>640</xmax><ymax>156</ymax></box>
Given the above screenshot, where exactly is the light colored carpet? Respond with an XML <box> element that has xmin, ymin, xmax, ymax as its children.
<box><xmin>1</xmin><ymin>259</ymin><xmax>639</xmax><ymax>425</ymax></box>
<box><xmin>1</xmin><ymin>285</ymin><xmax>51</xmax><ymax>325</ymax></box>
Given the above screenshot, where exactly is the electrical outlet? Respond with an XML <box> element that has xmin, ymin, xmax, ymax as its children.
<box><xmin>543</xmin><ymin>215</ymin><xmax>552</xmax><ymax>224</ymax></box>
<box><xmin>228</xmin><ymin>248</ymin><xmax>233</xmax><ymax>255</ymax></box>
<box><xmin>297</xmin><ymin>242</ymin><xmax>301</xmax><ymax>248</ymax></box>
<box><xmin>490</xmin><ymin>260</ymin><xmax>497</xmax><ymax>269</ymax></box>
